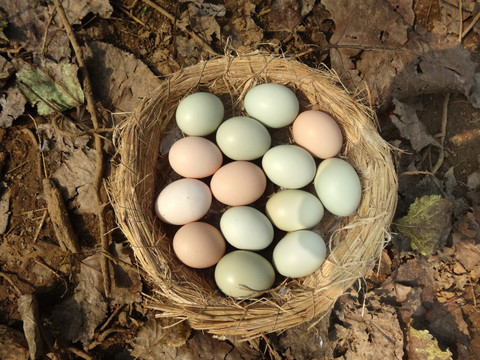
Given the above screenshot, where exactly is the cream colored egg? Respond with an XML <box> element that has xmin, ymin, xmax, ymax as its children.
<box><xmin>265</xmin><ymin>189</ymin><xmax>324</xmax><ymax>231</ymax></box>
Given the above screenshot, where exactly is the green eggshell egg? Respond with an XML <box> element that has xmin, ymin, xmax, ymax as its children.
<box><xmin>220</xmin><ymin>206</ymin><xmax>274</xmax><ymax>250</ymax></box>
<box><xmin>216</xmin><ymin>116</ymin><xmax>271</xmax><ymax>160</ymax></box>
<box><xmin>175</xmin><ymin>92</ymin><xmax>224</xmax><ymax>136</ymax></box>
<box><xmin>314</xmin><ymin>158</ymin><xmax>362</xmax><ymax>216</ymax></box>
<box><xmin>214</xmin><ymin>250</ymin><xmax>275</xmax><ymax>298</ymax></box>
<box><xmin>244</xmin><ymin>83</ymin><xmax>299</xmax><ymax>128</ymax></box>
<box><xmin>273</xmin><ymin>230</ymin><xmax>327</xmax><ymax>278</ymax></box>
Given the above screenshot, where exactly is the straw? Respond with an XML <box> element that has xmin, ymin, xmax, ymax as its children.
<box><xmin>109</xmin><ymin>54</ymin><xmax>398</xmax><ymax>339</ymax></box>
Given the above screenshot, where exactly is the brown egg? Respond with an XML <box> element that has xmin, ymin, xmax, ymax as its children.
<box><xmin>210</xmin><ymin>161</ymin><xmax>266</xmax><ymax>206</ymax></box>
<box><xmin>292</xmin><ymin>110</ymin><xmax>343</xmax><ymax>159</ymax></box>
<box><xmin>173</xmin><ymin>222</ymin><xmax>226</xmax><ymax>269</ymax></box>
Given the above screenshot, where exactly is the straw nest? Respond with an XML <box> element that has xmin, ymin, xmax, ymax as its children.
<box><xmin>109</xmin><ymin>54</ymin><xmax>398</xmax><ymax>339</ymax></box>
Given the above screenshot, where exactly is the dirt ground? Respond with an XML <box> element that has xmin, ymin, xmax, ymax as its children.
<box><xmin>0</xmin><ymin>0</ymin><xmax>480</xmax><ymax>359</ymax></box>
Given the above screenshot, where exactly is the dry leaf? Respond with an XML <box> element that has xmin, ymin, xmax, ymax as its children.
<box><xmin>0</xmin><ymin>188</ymin><xmax>10</xmax><ymax>234</ymax></box>
<box><xmin>0</xmin><ymin>325</ymin><xmax>29</xmax><ymax>360</ymax></box>
<box><xmin>390</xmin><ymin>98</ymin><xmax>440</xmax><ymax>152</ymax></box>
<box><xmin>266</xmin><ymin>0</ymin><xmax>302</xmax><ymax>31</ymax></box>
<box><xmin>453</xmin><ymin>240</ymin><xmax>480</xmax><ymax>271</ymax></box>
<box><xmin>396</xmin><ymin>195</ymin><xmax>453</xmax><ymax>255</ymax></box>
<box><xmin>408</xmin><ymin>325</ymin><xmax>453</xmax><ymax>360</ymax></box>
<box><xmin>0</xmin><ymin>55</ymin><xmax>14</xmax><ymax>88</ymax></box>
<box><xmin>17</xmin><ymin>294</ymin><xmax>44</xmax><ymax>360</ymax></box>
<box><xmin>0</xmin><ymin>86</ymin><xmax>26</xmax><ymax>128</ymax></box>
<box><xmin>323</xmin><ymin>0</ymin><xmax>479</xmax><ymax>108</ymax></box>
<box><xmin>0</xmin><ymin>0</ymin><xmax>70</xmax><ymax>60</ymax></box>
<box><xmin>52</xmin><ymin>0</ymin><xmax>112</xmax><ymax>25</ymax></box>
<box><xmin>84</xmin><ymin>41</ymin><xmax>162</xmax><ymax>114</ymax></box>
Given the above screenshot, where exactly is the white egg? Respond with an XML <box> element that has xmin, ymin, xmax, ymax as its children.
<box><xmin>214</xmin><ymin>250</ymin><xmax>275</xmax><ymax>298</ymax></box>
<box><xmin>262</xmin><ymin>145</ymin><xmax>316</xmax><ymax>189</ymax></box>
<box><xmin>265</xmin><ymin>189</ymin><xmax>324</xmax><ymax>231</ymax></box>
<box><xmin>154</xmin><ymin>179</ymin><xmax>211</xmax><ymax>225</ymax></box>
<box><xmin>314</xmin><ymin>158</ymin><xmax>362</xmax><ymax>216</ymax></box>
<box><xmin>175</xmin><ymin>92</ymin><xmax>224</xmax><ymax>136</ymax></box>
<box><xmin>220</xmin><ymin>206</ymin><xmax>274</xmax><ymax>250</ymax></box>
<box><xmin>272</xmin><ymin>230</ymin><xmax>327</xmax><ymax>278</ymax></box>
<box><xmin>244</xmin><ymin>83</ymin><xmax>299</xmax><ymax>128</ymax></box>
<box><xmin>216</xmin><ymin>116</ymin><xmax>271</xmax><ymax>160</ymax></box>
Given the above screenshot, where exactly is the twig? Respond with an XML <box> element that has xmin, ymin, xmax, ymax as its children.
<box><xmin>462</xmin><ymin>10</ymin><xmax>480</xmax><ymax>39</ymax></box>
<box><xmin>42</xmin><ymin>8</ymin><xmax>56</xmax><ymax>54</ymax></box>
<box><xmin>53</xmin><ymin>0</ymin><xmax>111</xmax><ymax>297</ymax></box>
<box><xmin>67</xmin><ymin>347</ymin><xmax>93</xmax><ymax>360</ymax></box>
<box><xmin>34</xmin><ymin>257</ymin><xmax>69</xmax><ymax>297</ymax></box>
<box><xmin>119</xmin><ymin>5</ymin><xmax>147</xmax><ymax>27</ymax></box>
<box><xmin>458</xmin><ymin>0</ymin><xmax>463</xmax><ymax>42</ymax></box>
<box><xmin>98</xmin><ymin>304</ymin><xmax>125</xmax><ymax>332</ymax></box>
<box><xmin>432</xmin><ymin>93</ymin><xmax>450</xmax><ymax>174</ymax></box>
<box><xmin>0</xmin><ymin>271</ymin><xmax>22</xmax><ymax>295</ymax></box>
<box><xmin>52</xmin><ymin>115</ymin><xmax>114</xmax><ymax>138</ymax></box>
<box><xmin>141</xmin><ymin>0</ymin><xmax>217</xmax><ymax>55</ymax></box>
<box><xmin>32</xmin><ymin>210</ymin><xmax>47</xmax><ymax>243</ymax></box>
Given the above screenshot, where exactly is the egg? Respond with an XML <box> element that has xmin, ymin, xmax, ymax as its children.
<box><xmin>210</xmin><ymin>161</ymin><xmax>266</xmax><ymax>206</ymax></box>
<box><xmin>155</xmin><ymin>178</ymin><xmax>211</xmax><ymax>225</ymax></box>
<box><xmin>175</xmin><ymin>92</ymin><xmax>224</xmax><ymax>136</ymax></box>
<box><xmin>220</xmin><ymin>206</ymin><xmax>274</xmax><ymax>250</ymax></box>
<box><xmin>173</xmin><ymin>222</ymin><xmax>226</xmax><ymax>268</ymax></box>
<box><xmin>265</xmin><ymin>189</ymin><xmax>324</xmax><ymax>231</ymax></box>
<box><xmin>261</xmin><ymin>145</ymin><xmax>316</xmax><ymax>189</ymax></box>
<box><xmin>314</xmin><ymin>158</ymin><xmax>362</xmax><ymax>216</ymax></box>
<box><xmin>168</xmin><ymin>136</ymin><xmax>223</xmax><ymax>178</ymax></box>
<box><xmin>244</xmin><ymin>83</ymin><xmax>299</xmax><ymax>128</ymax></box>
<box><xmin>215</xmin><ymin>116</ymin><xmax>271</xmax><ymax>160</ymax></box>
<box><xmin>272</xmin><ymin>230</ymin><xmax>327</xmax><ymax>278</ymax></box>
<box><xmin>214</xmin><ymin>250</ymin><xmax>275</xmax><ymax>298</ymax></box>
<box><xmin>292</xmin><ymin>110</ymin><xmax>343</xmax><ymax>159</ymax></box>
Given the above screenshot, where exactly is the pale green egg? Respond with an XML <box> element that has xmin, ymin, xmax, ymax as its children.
<box><xmin>314</xmin><ymin>158</ymin><xmax>362</xmax><ymax>216</ymax></box>
<box><xmin>220</xmin><ymin>206</ymin><xmax>274</xmax><ymax>250</ymax></box>
<box><xmin>265</xmin><ymin>189</ymin><xmax>324</xmax><ymax>231</ymax></box>
<box><xmin>262</xmin><ymin>145</ymin><xmax>316</xmax><ymax>189</ymax></box>
<box><xmin>216</xmin><ymin>116</ymin><xmax>271</xmax><ymax>160</ymax></box>
<box><xmin>244</xmin><ymin>83</ymin><xmax>299</xmax><ymax>128</ymax></box>
<box><xmin>272</xmin><ymin>230</ymin><xmax>326</xmax><ymax>278</ymax></box>
<box><xmin>214</xmin><ymin>250</ymin><xmax>275</xmax><ymax>298</ymax></box>
<box><xmin>175</xmin><ymin>92</ymin><xmax>224</xmax><ymax>136</ymax></box>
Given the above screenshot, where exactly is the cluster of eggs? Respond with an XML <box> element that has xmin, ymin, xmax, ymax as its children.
<box><xmin>154</xmin><ymin>84</ymin><xmax>362</xmax><ymax>299</ymax></box>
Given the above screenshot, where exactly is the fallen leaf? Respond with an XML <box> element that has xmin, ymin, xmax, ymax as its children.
<box><xmin>17</xmin><ymin>294</ymin><xmax>44</xmax><ymax>360</ymax></box>
<box><xmin>0</xmin><ymin>188</ymin><xmax>10</xmax><ymax>234</ymax></box>
<box><xmin>0</xmin><ymin>86</ymin><xmax>26</xmax><ymax>128</ymax></box>
<box><xmin>50</xmin><ymin>0</ymin><xmax>112</xmax><ymax>25</ymax></box>
<box><xmin>408</xmin><ymin>325</ymin><xmax>453</xmax><ymax>360</ymax></box>
<box><xmin>390</xmin><ymin>98</ymin><xmax>440</xmax><ymax>152</ymax></box>
<box><xmin>51</xmin><ymin>253</ymin><xmax>108</xmax><ymax>347</ymax></box>
<box><xmin>323</xmin><ymin>0</ymin><xmax>479</xmax><ymax>108</ymax></box>
<box><xmin>222</xmin><ymin>2</ymin><xmax>263</xmax><ymax>52</ymax></box>
<box><xmin>425</xmin><ymin>301</ymin><xmax>470</xmax><ymax>347</ymax></box>
<box><xmin>0</xmin><ymin>8</ymin><xmax>7</xmax><ymax>42</ymax></box>
<box><xmin>1</xmin><ymin>0</ymin><xmax>70</xmax><ymax>61</ymax></box>
<box><xmin>453</xmin><ymin>239</ymin><xmax>480</xmax><ymax>271</ymax></box>
<box><xmin>386</xmin><ymin>0</ymin><xmax>415</xmax><ymax>26</ymax></box>
<box><xmin>15</xmin><ymin>58</ymin><xmax>84</xmax><ymax>116</ymax></box>
<box><xmin>84</xmin><ymin>41</ymin><xmax>162</xmax><ymax>114</ymax></box>
<box><xmin>396</xmin><ymin>195</ymin><xmax>453</xmax><ymax>255</ymax></box>
<box><xmin>0</xmin><ymin>325</ymin><xmax>29</xmax><ymax>360</ymax></box>
<box><xmin>0</xmin><ymin>55</ymin><xmax>14</xmax><ymax>87</ymax></box>
<box><xmin>52</xmin><ymin>148</ymin><xmax>97</xmax><ymax>214</ymax></box>
<box><xmin>266</xmin><ymin>0</ymin><xmax>302</xmax><ymax>31</ymax></box>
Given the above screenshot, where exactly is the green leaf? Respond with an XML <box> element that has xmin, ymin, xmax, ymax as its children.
<box><xmin>16</xmin><ymin>59</ymin><xmax>84</xmax><ymax>115</ymax></box>
<box><xmin>408</xmin><ymin>325</ymin><xmax>453</xmax><ymax>360</ymax></box>
<box><xmin>396</xmin><ymin>195</ymin><xmax>452</xmax><ymax>255</ymax></box>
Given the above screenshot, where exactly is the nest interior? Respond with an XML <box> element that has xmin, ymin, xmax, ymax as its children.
<box><xmin>110</xmin><ymin>54</ymin><xmax>398</xmax><ymax>339</ymax></box>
